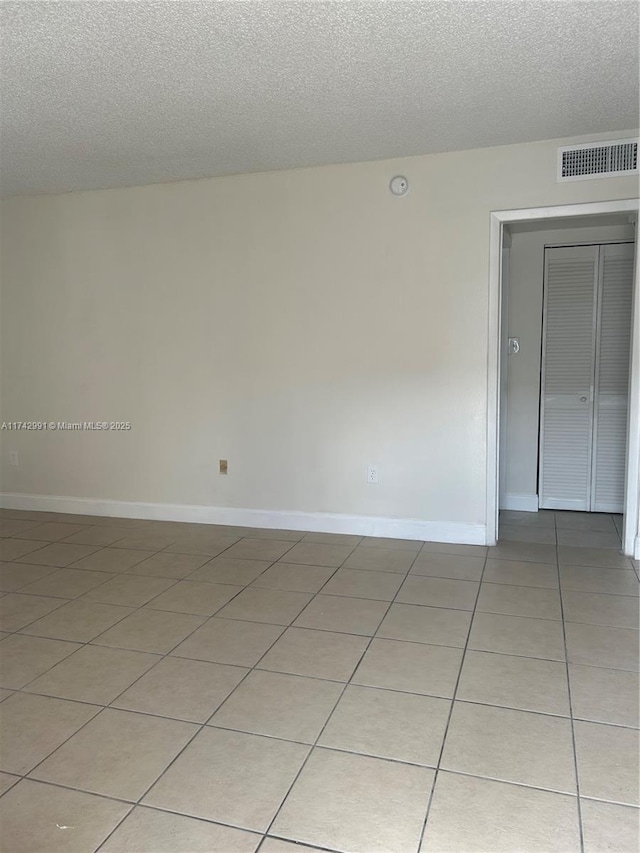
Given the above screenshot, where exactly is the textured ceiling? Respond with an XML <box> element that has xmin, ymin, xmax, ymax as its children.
<box><xmin>1</xmin><ymin>1</ymin><xmax>638</xmax><ymax>195</ymax></box>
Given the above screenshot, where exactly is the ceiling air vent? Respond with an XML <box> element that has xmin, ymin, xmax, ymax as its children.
<box><xmin>557</xmin><ymin>138</ymin><xmax>638</xmax><ymax>182</ymax></box>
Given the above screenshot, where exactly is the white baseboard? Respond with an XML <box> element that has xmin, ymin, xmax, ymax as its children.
<box><xmin>0</xmin><ymin>492</ymin><xmax>487</xmax><ymax>545</ymax></box>
<box><xmin>499</xmin><ymin>494</ymin><xmax>539</xmax><ymax>512</ymax></box>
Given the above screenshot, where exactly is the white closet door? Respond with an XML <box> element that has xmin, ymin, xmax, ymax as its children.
<box><xmin>591</xmin><ymin>243</ymin><xmax>634</xmax><ymax>512</ymax></box>
<box><xmin>539</xmin><ymin>245</ymin><xmax>599</xmax><ymax>510</ymax></box>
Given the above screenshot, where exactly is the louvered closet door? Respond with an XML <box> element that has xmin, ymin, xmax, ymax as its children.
<box><xmin>539</xmin><ymin>246</ymin><xmax>599</xmax><ymax>510</ymax></box>
<box><xmin>591</xmin><ymin>243</ymin><xmax>634</xmax><ymax>512</ymax></box>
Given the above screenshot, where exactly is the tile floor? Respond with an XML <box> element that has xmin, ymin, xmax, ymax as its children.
<box><xmin>0</xmin><ymin>508</ymin><xmax>638</xmax><ymax>852</ymax></box>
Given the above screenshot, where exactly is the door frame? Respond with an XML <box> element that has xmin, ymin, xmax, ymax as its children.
<box><xmin>486</xmin><ymin>198</ymin><xmax>640</xmax><ymax>556</ymax></box>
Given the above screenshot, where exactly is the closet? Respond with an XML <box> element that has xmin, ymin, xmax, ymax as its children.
<box><xmin>539</xmin><ymin>242</ymin><xmax>634</xmax><ymax>512</ymax></box>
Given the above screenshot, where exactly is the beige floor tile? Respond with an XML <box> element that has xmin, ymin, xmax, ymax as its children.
<box><xmin>100</xmin><ymin>806</ymin><xmax>261</xmax><ymax>853</ymax></box>
<box><xmin>483</xmin><ymin>558</ymin><xmax>559</xmax><ymax>589</ymax></box>
<box><xmin>31</xmin><ymin>708</ymin><xmax>197</xmax><ymax>801</ymax></box>
<box><xmin>0</xmin><ymin>779</ymin><xmax>130</xmax><ymax>853</ymax></box>
<box><xmin>560</xmin><ymin>565</ymin><xmax>639</xmax><ymax>596</ymax></box>
<box><xmin>258</xmin><ymin>627</ymin><xmax>368</xmax><ymax>681</ymax></box>
<box><xmin>557</xmin><ymin>530</ymin><xmax>621</xmax><ymax>549</ymax></box>
<box><xmin>569</xmin><ymin>664</ymin><xmax>639</xmax><ymax>727</ymax></box>
<box><xmin>232</xmin><ymin>527</ymin><xmax>303</xmax><ymax>542</ymax></box>
<box><xmin>113</xmin><ymin>656</ymin><xmax>247</xmax><ymax>722</ymax></box>
<box><xmin>280</xmin><ymin>541</ymin><xmax>353</xmax><ymax>567</ymax></box>
<box><xmin>0</xmin><ymin>539</ymin><xmax>49</xmax><ymax>561</ymax></box>
<box><xmin>83</xmin><ymin>574</ymin><xmax>176</xmax><ymax>607</ymax></box>
<box><xmin>477</xmin><ymin>582</ymin><xmax>562</xmax><ymax>620</ymax></box>
<box><xmin>109</xmin><ymin>532</ymin><xmax>178</xmax><ymax>551</ymax></box>
<box><xmin>558</xmin><ymin>546</ymin><xmax>631</xmax><ymax>570</ymax></box>
<box><xmin>469</xmin><ymin>612</ymin><xmax>566</xmax><ymax>660</ymax></box>
<box><xmin>211</xmin><ymin>669</ymin><xmax>342</xmax><ymax>742</ymax></box>
<box><xmin>18</xmin><ymin>522</ymin><xmax>91</xmax><ymax>542</ymax></box>
<box><xmin>563</xmin><ymin>591</ymin><xmax>639</xmax><ymax>629</ymax></box>
<box><xmin>0</xmin><ymin>562</ymin><xmax>58</xmax><ymax>592</ymax></box>
<box><xmin>397</xmin><ymin>576</ymin><xmax>479</xmax><ymax>610</ymax></box>
<box><xmin>24</xmin><ymin>644</ymin><xmax>160</xmax><ymax>704</ymax></box>
<box><xmin>93</xmin><ymin>608</ymin><xmax>206</xmax><ymax>653</ymax></box>
<box><xmin>164</xmin><ymin>534</ymin><xmax>240</xmax><ymax>556</ymax></box>
<box><xmin>499</xmin><ymin>523</ymin><xmax>557</xmax><ymax>545</ymax></box>
<box><xmin>377</xmin><ymin>603</ymin><xmax>472</xmax><ymax>647</ymax></box>
<box><xmin>0</xmin><ymin>634</ymin><xmax>81</xmax><ymax>688</ymax></box>
<box><xmin>421</xmin><ymin>772</ymin><xmax>580</xmax><ymax>853</ymax></box>
<box><xmin>126</xmin><ymin>550</ymin><xmax>211</xmax><ymax>579</ymax></box>
<box><xmin>343</xmin><ymin>546</ymin><xmax>415</xmax><ymax>573</ymax></box>
<box><xmin>1</xmin><ymin>511</ymin><xmax>61</xmax><ymax>522</ymax></box>
<box><xmin>187</xmin><ymin>556</ymin><xmax>272</xmax><ymax>585</ymax></box>
<box><xmin>271</xmin><ymin>747</ymin><xmax>434</xmax><ymax>853</ymax></box>
<box><xmin>410</xmin><ymin>553</ymin><xmax>485</xmax><ymax>581</ymax></box>
<box><xmin>0</xmin><ymin>772</ymin><xmax>19</xmax><ymax>794</ymax></box>
<box><xmin>565</xmin><ymin>622</ymin><xmax>639</xmax><ymax>671</ymax></box>
<box><xmin>0</xmin><ymin>519</ymin><xmax>42</xmax><ymax>537</ymax></box>
<box><xmin>222</xmin><ymin>538</ymin><xmax>295</xmax><ymax>562</ymax></box>
<box><xmin>457</xmin><ymin>650</ymin><xmax>570</xmax><ymax>715</ymax></box>
<box><xmin>320</xmin><ymin>685</ymin><xmax>450</xmax><ymax>765</ymax></box>
<box><xmin>144</xmin><ymin>580</ymin><xmax>242</xmax><ymax>615</ymax></box>
<box><xmin>15</xmin><ymin>543</ymin><xmax>100</xmax><ymax>567</ymax></box>
<box><xmin>216</xmin><ymin>587</ymin><xmax>313</xmax><ymax>625</ymax></box>
<box><xmin>20</xmin><ymin>599</ymin><xmax>133</xmax><ymax>643</ymax></box>
<box><xmin>421</xmin><ymin>540</ymin><xmax>489</xmax><ymax>556</ymax></box>
<box><xmin>574</xmin><ymin>720</ymin><xmax>639</xmax><ymax>805</ymax></box>
<box><xmin>320</xmin><ymin>567</ymin><xmax>403</xmax><ymax>600</ymax></box>
<box><xmin>489</xmin><ymin>540</ymin><xmax>557</xmax><ymax>564</ymax></box>
<box><xmin>555</xmin><ymin>512</ymin><xmax>617</xmax><ymax>532</ymax></box>
<box><xmin>261</xmin><ymin>839</ymin><xmax>319</xmax><ymax>853</ymax></box>
<box><xmin>500</xmin><ymin>510</ymin><xmax>556</xmax><ymax>528</ymax></box>
<box><xmin>353</xmin><ymin>637</ymin><xmax>463</xmax><ymax>697</ymax></box>
<box><xmin>0</xmin><ymin>692</ymin><xmax>99</xmax><ymax>774</ymax></box>
<box><xmin>293</xmin><ymin>594</ymin><xmax>388</xmax><ymax>635</ymax></box>
<box><xmin>172</xmin><ymin>618</ymin><xmax>284</xmax><ymax>666</ymax></box>
<box><xmin>0</xmin><ymin>593</ymin><xmax>65</xmax><ymax>631</ymax></box>
<box><xmin>361</xmin><ymin>536</ymin><xmax>422</xmax><ymax>552</ymax></box>
<box><xmin>70</xmin><ymin>547</ymin><xmax>155</xmax><ymax>572</ymax></box>
<box><xmin>442</xmin><ymin>702</ymin><xmax>576</xmax><ymax>792</ymax></box>
<box><xmin>251</xmin><ymin>562</ymin><xmax>336</xmax><ymax>593</ymax></box>
<box><xmin>301</xmin><ymin>532</ymin><xmax>362</xmax><ymax>546</ymax></box>
<box><xmin>60</xmin><ymin>526</ymin><xmax>131</xmax><ymax>546</ymax></box>
<box><xmin>143</xmin><ymin>727</ymin><xmax>309</xmax><ymax>831</ymax></box>
<box><xmin>580</xmin><ymin>799</ymin><xmax>640</xmax><ymax>853</ymax></box>
<box><xmin>20</xmin><ymin>567</ymin><xmax>114</xmax><ymax>599</ymax></box>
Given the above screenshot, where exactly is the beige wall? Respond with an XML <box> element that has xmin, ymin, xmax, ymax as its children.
<box><xmin>503</xmin><ymin>222</ymin><xmax>635</xmax><ymax>506</ymax></box>
<box><xmin>1</xmin><ymin>131</ymin><xmax>638</xmax><ymax>536</ymax></box>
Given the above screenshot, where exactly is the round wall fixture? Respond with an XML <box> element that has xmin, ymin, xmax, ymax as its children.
<box><xmin>389</xmin><ymin>175</ymin><xmax>409</xmax><ymax>196</ymax></box>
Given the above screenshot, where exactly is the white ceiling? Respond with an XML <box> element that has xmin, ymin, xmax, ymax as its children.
<box><xmin>1</xmin><ymin>1</ymin><xmax>638</xmax><ymax>196</ymax></box>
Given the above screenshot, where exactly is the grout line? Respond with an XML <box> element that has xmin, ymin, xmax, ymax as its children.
<box><xmin>555</xmin><ymin>528</ymin><xmax>586</xmax><ymax>853</ymax></box>
<box><xmin>257</xmin><ymin>540</ymin><xmax>426</xmax><ymax>846</ymax></box>
<box><xmin>416</xmin><ymin>547</ymin><xmax>490</xmax><ymax>851</ymax></box>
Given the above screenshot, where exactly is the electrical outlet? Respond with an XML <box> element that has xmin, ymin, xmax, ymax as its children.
<box><xmin>219</xmin><ymin>459</ymin><xmax>228</xmax><ymax>475</ymax></box>
<box><xmin>367</xmin><ymin>464</ymin><xmax>379</xmax><ymax>484</ymax></box>
<box><xmin>9</xmin><ymin>451</ymin><xmax>18</xmax><ymax>468</ymax></box>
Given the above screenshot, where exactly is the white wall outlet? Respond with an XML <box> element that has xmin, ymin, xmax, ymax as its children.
<box><xmin>367</xmin><ymin>464</ymin><xmax>379</xmax><ymax>484</ymax></box>
<box><xmin>9</xmin><ymin>451</ymin><xmax>19</xmax><ymax>467</ymax></box>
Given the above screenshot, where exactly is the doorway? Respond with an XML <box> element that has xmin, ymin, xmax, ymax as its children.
<box><xmin>486</xmin><ymin>199</ymin><xmax>640</xmax><ymax>556</ymax></box>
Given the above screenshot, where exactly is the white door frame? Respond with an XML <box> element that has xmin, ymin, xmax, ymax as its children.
<box><xmin>486</xmin><ymin>198</ymin><xmax>640</xmax><ymax>556</ymax></box>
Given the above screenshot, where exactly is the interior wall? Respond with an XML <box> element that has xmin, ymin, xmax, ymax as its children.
<box><xmin>502</xmin><ymin>221</ymin><xmax>635</xmax><ymax>510</ymax></box>
<box><xmin>1</xmin><ymin>130</ymin><xmax>638</xmax><ymax>538</ymax></box>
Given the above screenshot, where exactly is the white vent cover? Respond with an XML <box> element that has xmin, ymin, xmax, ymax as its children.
<box><xmin>557</xmin><ymin>138</ymin><xmax>638</xmax><ymax>182</ymax></box>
